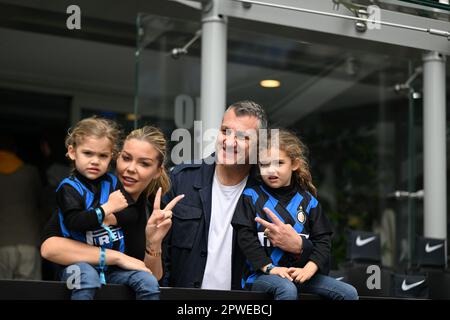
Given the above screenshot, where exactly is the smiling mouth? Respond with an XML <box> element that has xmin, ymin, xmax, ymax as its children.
<box><xmin>122</xmin><ymin>176</ymin><xmax>138</xmax><ymax>185</ymax></box>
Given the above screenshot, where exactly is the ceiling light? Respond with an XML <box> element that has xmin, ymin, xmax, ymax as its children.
<box><xmin>260</xmin><ymin>80</ymin><xmax>280</xmax><ymax>88</ymax></box>
<box><xmin>126</xmin><ymin>113</ymin><xmax>138</xmax><ymax>121</ymax></box>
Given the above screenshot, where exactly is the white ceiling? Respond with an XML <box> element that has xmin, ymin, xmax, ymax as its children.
<box><xmin>0</xmin><ymin>0</ymin><xmax>411</xmax><ymax>124</ymax></box>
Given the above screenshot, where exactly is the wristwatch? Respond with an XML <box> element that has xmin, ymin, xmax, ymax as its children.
<box><xmin>264</xmin><ymin>263</ymin><xmax>275</xmax><ymax>274</ymax></box>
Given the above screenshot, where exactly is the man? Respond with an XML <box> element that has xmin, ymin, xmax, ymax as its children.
<box><xmin>162</xmin><ymin>101</ymin><xmax>308</xmax><ymax>290</ymax></box>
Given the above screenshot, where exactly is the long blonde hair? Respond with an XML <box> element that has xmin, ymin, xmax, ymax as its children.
<box><xmin>264</xmin><ymin>129</ymin><xmax>317</xmax><ymax>197</ymax></box>
<box><xmin>125</xmin><ymin>126</ymin><xmax>171</xmax><ymax>199</ymax></box>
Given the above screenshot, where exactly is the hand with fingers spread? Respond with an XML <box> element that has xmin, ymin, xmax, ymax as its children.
<box><xmin>255</xmin><ymin>207</ymin><xmax>303</xmax><ymax>254</ymax></box>
<box><xmin>145</xmin><ymin>187</ymin><xmax>185</xmax><ymax>247</ymax></box>
<box><xmin>288</xmin><ymin>261</ymin><xmax>318</xmax><ymax>283</ymax></box>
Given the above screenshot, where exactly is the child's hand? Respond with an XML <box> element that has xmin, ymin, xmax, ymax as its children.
<box><xmin>269</xmin><ymin>266</ymin><xmax>293</xmax><ymax>281</ymax></box>
<box><xmin>288</xmin><ymin>261</ymin><xmax>318</xmax><ymax>283</ymax></box>
<box><xmin>102</xmin><ymin>190</ymin><xmax>129</xmax><ymax>215</ymax></box>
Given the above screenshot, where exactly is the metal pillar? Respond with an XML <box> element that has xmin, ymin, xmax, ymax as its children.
<box><xmin>200</xmin><ymin>0</ymin><xmax>227</xmax><ymax>158</ymax></box>
<box><xmin>423</xmin><ymin>51</ymin><xmax>447</xmax><ymax>240</ymax></box>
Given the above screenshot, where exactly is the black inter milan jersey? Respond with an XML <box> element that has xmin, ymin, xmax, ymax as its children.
<box><xmin>231</xmin><ymin>181</ymin><xmax>333</xmax><ymax>287</ymax></box>
<box><xmin>56</xmin><ymin>171</ymin><xmax>135</xmax><ymax>253</ymax></box>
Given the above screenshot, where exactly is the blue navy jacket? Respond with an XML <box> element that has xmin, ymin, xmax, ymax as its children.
<box><xmin>161</xmin><ymin>155</ymin><xmax>251</xmax><ymax>290</ymax></box>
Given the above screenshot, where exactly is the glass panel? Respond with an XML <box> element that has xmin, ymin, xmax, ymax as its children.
<box><xmin>135</xmin><ymin>13</ymin><xmax>201</xmax><ymax>165</ymax></box>
<box><xmin>134</xmin><ymin>9</ymin><xmax>448</xmax><ymax>270</ymax></box>
<box><xmin>351</xmin><ymin>0</ymin><xmax>450</xmax><ymax>17</ymax></box>
<box><xmin>394</xmin><ymin>0</ymin><xmax>450</xmax><ymax>12</ymax></box>
<box><xmin>226</xmin><ymin>23</ymin><xmax>421</xmax><ymax>269</ymax></box>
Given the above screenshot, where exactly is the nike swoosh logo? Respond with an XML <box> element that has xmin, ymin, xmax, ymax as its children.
<box><xmin>401</xmin><ymin>279</ymin><xmax>425</xmax><ymax>291</ymax></box>
<box><xmin>355</xmin><ymin>235</ymin><xmax>377</xmax><ymax>247</ymax></box>
<box><xmin>425</xmin><ymin>243</ymin><xmax>444</xmax><ymax>253</ymax></box>
<box><xmin>335</xmin><ymin>277</ymin><xmax>344</xmax><ymax>281</ymax></box>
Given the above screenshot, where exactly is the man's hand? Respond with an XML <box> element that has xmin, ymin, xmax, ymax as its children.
<box><xmin>266</xmin><ymin>266</ymin><xmax>293</xmax><ymax>281</ymax></box>
<box><xmin>288</xmin><ymin>261</ymin><xmax>318</xmax><ymax>283</ymax></box>
<box><xmin>255</xmin><ymin>207</ymin><xmax>303</xmax><ymax>254</ymax></box>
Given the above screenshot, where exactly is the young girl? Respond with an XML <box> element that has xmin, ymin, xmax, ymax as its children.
<box><xmin>56</xmin><ymin>117</ymin><xmax>159</xmax><ymax>300</ymax></box>
<box><xmin>232</xmin><ymin>129</ymin><xmax>358</xmax><ymax>300</ymax></box>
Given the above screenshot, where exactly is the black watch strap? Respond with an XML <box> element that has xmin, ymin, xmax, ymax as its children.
<box><xmin>264</xmin><ymin>263</ymin><xmax>275</xmax><ymax>274</ymax></box>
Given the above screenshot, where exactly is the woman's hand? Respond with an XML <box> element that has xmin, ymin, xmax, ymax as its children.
<box><xmin>109</xmin><ymin>250</ymin><xmax>152</xmax><ymax>274</ymax></box>
<box><xmin>288</xmin><ymin>261</ymin><xmax>318</xmax><ymax>283</ymax></box>
<box><xmin>145</xmin><ymin>187</ymin><xmax>184</xmax><ymax>248</ymax></box>
<box><xmin>40</xmin><ymin>237</ymin><xmax>152</xmax><ymax>274</ymax></box>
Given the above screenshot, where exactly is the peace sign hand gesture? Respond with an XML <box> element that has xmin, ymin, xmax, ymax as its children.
<box><xmin>145</xmin><ymin>187</ymin><xmax>185</xmax><ymax>247</ymax></box>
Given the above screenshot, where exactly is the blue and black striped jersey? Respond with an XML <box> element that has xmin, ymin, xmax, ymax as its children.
<box><xmin>56</xmin><ymin>171</ymin><xmax>126</xmax><ymax>254</ymax></box>
<box><xmin>232</xmin><ymin>182</ymin><xmax>333</xmax><ymax>287</ymax></box>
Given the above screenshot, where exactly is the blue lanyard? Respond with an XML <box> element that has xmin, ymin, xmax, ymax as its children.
<box><xmin>99</xmin><ymin>247</ymin><xmax>106</xmax><ymax>285</ymax></box>
<box><xmin>95</xmin><ymin>208</ymin><xmax>117</xmax><ymax>242</ymax></box>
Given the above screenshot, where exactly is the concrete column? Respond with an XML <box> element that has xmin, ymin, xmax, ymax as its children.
<box><xmin>200</xmin><ymin>0</ymin><xmax>227</xmax><ymax>158</ymax></box>
<box><xmin>423</xmin><ymin>51</ymin><xmax>447</xmax><ymax>240</ymax></box>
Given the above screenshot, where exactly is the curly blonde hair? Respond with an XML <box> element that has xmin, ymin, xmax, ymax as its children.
<box><xmin>65</xmin><ymin>116</ymin><xmax>122</xmax><ymax>157</ymax></box>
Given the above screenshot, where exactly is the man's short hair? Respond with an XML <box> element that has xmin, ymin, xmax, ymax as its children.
<box><xmin>226</xmin><ymin>100</ymin><xmax>268</xmax><ymax>129</ymax></box>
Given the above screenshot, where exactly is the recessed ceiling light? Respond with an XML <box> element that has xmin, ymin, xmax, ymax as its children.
<box><xmin>126</xmin><ymin>113</ymin><xmax>138</xmax><ymax>121</ymax></box>
<box><xmin>260</xmin><ymin>80</ymin><xmax>280</xmax><ymax>88</ymax></box>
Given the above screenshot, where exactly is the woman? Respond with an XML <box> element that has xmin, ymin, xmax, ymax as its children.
<box><xmin>40</xmin><ymin>126</ymin><xmax>184</xmax><ymax>289</ymax></box>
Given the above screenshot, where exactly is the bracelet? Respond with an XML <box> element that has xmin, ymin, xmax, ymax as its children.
<box><xmin>145</xmin><ymin>248</ymin><xmax>162</xmax><ymax>257</ymax></box>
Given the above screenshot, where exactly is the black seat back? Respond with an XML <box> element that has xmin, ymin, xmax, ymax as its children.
<box><xmin>347</xmin><ymin>230</ymin><xmax>381</xmax><ymax>264</ymax></box>
<box><xmin>416</xmin><ymin>237</ymin><xmax>447</xmax><ymax>269</ymax></box>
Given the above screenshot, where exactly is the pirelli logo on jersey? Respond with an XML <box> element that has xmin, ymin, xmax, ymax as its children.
<box><xmin>86</xmin><ymin>227</ymin><xmax>124</xmax><ymax>246</ymax></box>
<box><xmin>258</xmin><ymin>232</ymin><xmax>272</xmax><ymax>247</ymax></box>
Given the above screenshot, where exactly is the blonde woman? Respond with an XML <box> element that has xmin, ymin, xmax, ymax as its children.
<box><xmin>41</xmin><ymin>124</ymin><xmax>184</xmax><ymax>300</ymax></box>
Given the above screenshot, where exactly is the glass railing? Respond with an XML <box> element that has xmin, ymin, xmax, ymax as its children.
<box><xmin>135</xmin><ymin>13</ymin><xmax>201</xmax><ymax>164</ymax></box>
<box><xmin>345</xmin><ymin>0</ymin><xmax>450</xmax><ymax>21</ymax></box>
<box><xmin>135</xmin><ymin>9</ymin><xmax>427</xmax><ymax>268</ymax></box>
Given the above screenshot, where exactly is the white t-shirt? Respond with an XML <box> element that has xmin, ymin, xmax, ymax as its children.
<box><xmin>201</xmin><ymin>170</ymin><xmax>248</xmax><ymax>290</ymax></box>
